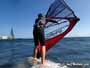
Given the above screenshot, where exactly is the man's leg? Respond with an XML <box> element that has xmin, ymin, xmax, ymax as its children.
<box><xmin>31</xmin><ymin>46</ymin><xmax>38</xmax><ymax>64</ymax></box>
<box><xmin>33</xmin><ymin>46</ymin><xmax>38</xmax><ymax>59</ymax></box>
<box><xmin>32</xmin><ymin>30</ymin><xmax>38</xmax><ymax>63</ymax></box>
<box><xmin>41</xmin><ymin>45</ymin><xmax>46</xmax><ymax>64</ymax></box>
<box><xmin>39</xmin><ymin>28</ymin><xmax>46</xmax><ymax>64</ymax></box>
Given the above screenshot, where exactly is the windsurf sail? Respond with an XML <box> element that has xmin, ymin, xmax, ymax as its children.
<box><xmin>37</xmin><ymin>0</ymin><xmax>80</xmax><ymax>58</ymax></box>
<box><xmin>44</xmin><ymin>0</ymin><xmax>80</xmax><ymax>51</ymax></box>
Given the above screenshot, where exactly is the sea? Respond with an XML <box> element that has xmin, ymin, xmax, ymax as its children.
<box><xmin>0</xmin><ymin>37</ymin><xmax>90</xmax><ymax>68</ymax></box>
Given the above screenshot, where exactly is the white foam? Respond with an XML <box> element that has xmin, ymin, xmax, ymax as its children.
<box><xmin>27</xmin><ymin>57</ymin><xmax>68</xmax><ymax>68</ymax></box>
<box><xmin>31</xmin><ymin>60</ymin><xmax>68</xmax><ymax>68</ymax></box>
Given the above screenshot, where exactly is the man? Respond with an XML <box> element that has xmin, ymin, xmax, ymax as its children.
<box><xmin>32</xmin><ymin>13</ymin><xmax>58</xmax><ymax>64</ymax></box>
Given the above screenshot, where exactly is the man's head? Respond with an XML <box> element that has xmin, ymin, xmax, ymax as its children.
<box><xmin>38</xmin><ymin>13</ymin><xmax>45</xmax><ymax>18</ymax></box>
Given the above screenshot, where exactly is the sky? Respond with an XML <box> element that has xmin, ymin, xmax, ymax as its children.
<box><xmin>0</xmin><ymin>0</ymin><xmax>90</xmax><ymax>38</ymax></box>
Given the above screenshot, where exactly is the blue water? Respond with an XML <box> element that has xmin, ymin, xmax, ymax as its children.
<box><xmin>0</xmin><ymin>37</ymin><xmax>90</xmax><ymax>67</ymax></box>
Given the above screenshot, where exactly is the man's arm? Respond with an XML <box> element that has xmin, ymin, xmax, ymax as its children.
<box><xmin>46</xmin><ymin>18</ymin><xmax>58</xmax><ymax>23</ymax></box>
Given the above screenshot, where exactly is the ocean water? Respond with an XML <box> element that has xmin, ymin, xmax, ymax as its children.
<box><xmin>0</xmin><ymin>37</ymin><xmax>90</xmax><ymax>68</ymax></box>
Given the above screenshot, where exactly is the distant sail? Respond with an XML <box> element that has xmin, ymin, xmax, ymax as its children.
<box><xmin>10</xmin><ymin>27</ymin><xmax>15</xmax><ymax>39</ymax></box>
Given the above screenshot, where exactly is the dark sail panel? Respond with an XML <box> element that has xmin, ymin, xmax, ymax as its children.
<box><xmin>46</xmin><ymin>0</ymin><xmax>75</xmax><ymax>18</ymax></box>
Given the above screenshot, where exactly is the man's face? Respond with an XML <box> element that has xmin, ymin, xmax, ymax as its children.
<box><xmin>41</xmin><ymin>16</ymin><xmax>45</xmax><ymax>19</ymax></box>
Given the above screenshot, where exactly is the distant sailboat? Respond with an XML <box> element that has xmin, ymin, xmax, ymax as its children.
<box><xmin>10</xmin><ymin>27</ymin><xmax>15</xmax><ymax>39</ymax></box>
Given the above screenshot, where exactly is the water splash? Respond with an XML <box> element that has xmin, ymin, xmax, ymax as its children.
<box><xmin>27</xmin><ymin>57</ymin><xmax>68</xmax><ymax>68</ymax></box>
